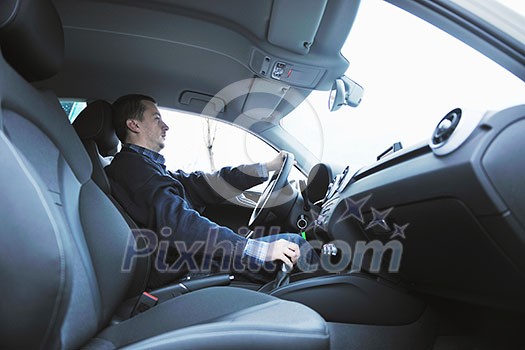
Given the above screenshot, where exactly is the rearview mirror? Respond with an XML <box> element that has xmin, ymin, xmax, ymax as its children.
<box><xmin>328</xmin><ymin>79</ymin><xmax>345</xmax><ymax>111</ymax></box>
<box><xmin>328</xmin><ymin>76</ymin><xmax>364</xmax><ymax>111</ymax></box>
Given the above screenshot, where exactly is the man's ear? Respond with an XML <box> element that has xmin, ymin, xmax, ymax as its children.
<box><xmin>126</xmin><ymin>119</ymin><xmax>140</xmax><ymax>134</ymax></box>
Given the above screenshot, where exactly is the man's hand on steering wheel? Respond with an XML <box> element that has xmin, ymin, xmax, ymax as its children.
<box><xmin>265</xmin><ymin>239</ymin><xmax>300</xmax><ymax>269</ymax></box>
<box><xmin>248</xmin><ymin>151</ymin><xmax>295</xmax><ymax>229</ymax></box>
<box><xmin>265</xmin><ymin>151</ymin><xmax>287</xmax><ymax>172</ymax></box>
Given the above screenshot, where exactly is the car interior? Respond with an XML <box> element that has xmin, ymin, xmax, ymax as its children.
<box><xmin>1</xmin><ymin>0</ymin><xmax>525</xmax><ymax>349</ymax></box>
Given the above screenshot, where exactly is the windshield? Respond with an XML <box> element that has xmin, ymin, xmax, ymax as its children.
<box><xmin>281</xmin><ymin>0</ymin><xmax>525</xmax><ymax>171</ymax></box>
<box><xmin>495</xmin><ymin>0</ymin><xmax>525</xmax><ymax>16</ymax></box>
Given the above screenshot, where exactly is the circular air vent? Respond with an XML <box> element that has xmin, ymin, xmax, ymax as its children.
<box><xmin>429</xmin><ymin>107</ymin><xmax>484</xmax><ymax>156</ymax></box>
<box><xmin>432</xmin><ymin>108</ymin><xmax>462</xmax><ymax>146</ymax></box>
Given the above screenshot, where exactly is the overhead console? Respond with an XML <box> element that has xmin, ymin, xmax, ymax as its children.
<box><xmin>248</xmin><ymin>0</ymin><xmax>329</xmax><ymax>88</ymax></box>
<box><xmin>249</xmin><ymin>48</ymin><xmax>326</xmax><ymax>88</ymax></box>
<box><xmin>314</xmin><ymin>105</ymin><xmax>525</xmax><ymax>311</ymax></box>
<box><xmin>247</xmin><ymin>0</ymin><xmax>362</xmax><ymax>89</ymax></box>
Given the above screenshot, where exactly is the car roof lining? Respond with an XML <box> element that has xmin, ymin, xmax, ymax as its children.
<box><xmin>39</xmin><ymin>0</ymin><xmax>358</xmax><ymax>127</ymax></box>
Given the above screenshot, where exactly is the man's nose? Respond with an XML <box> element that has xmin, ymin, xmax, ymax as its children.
<box><xmin>162</xmin><ymin>121</ymin><xmax>169</xmax><ymax>131</ymax></box>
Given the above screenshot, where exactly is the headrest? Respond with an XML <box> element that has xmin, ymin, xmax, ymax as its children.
<box><xmin>0</xmin><ymin>0</ymin><xmax>64</xmax><ymax>81</ymax></box>
<box><xmin>307</xmin><ymin>163</ymin><xmax>333</xmax><ymax>203</ymax></box>
<box><xmin>73</xmin><ymin>100</ymin><xmax>120</xmax><ymax>157</ymax></box>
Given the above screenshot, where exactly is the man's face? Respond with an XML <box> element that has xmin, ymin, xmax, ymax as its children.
<box><xmin>134</xmin><ymin>100</ymin><xmax>169</xmax><ymax>152</ymax></box>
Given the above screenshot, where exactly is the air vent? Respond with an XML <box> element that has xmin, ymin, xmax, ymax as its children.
<box><xmin>432</xmin><ymin>108</ymin><xmax>462</xmax><ymax>146</ymax></box>
<box><xmin>430</xmin><ymin>108</ymin><xmax>485</xmax><ymax>156</ymax></box>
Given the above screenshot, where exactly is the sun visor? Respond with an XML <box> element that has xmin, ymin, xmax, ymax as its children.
<box><xmin>268</xmin><ymin>0</ymin><xmax>328</xmax><ymax>55</ymax></box>
<box><xmin>242</xmin><ymin>78</ymin><xmax>289</xmax><ymax>119</ymax></box>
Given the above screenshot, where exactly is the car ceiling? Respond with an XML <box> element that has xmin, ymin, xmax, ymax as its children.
<box><xmin>40</xmin><ymin>0</ymin><xmax>360</xmax><ymax>131</ymax></box>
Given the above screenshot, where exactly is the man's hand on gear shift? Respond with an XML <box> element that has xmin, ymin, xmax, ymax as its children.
<box><xmin>266</xmin><ymin>239</ymin><xmax>300</xmax><ymax>269</ymax></box>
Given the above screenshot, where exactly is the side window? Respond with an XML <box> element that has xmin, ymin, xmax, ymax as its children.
<box><xmin>60</xmin><ymin>100</ymin><xmax>87</xmax><ymax>123</ymax></box>
<box><xmin>59</xmin><ymin>99</ymin><xmax>306</xmax><ymax>190</ymax></box>
<box><xmin>160</xmin><ymin>108</ymin><xmax>305</xmax><ymax>191</ymax></box>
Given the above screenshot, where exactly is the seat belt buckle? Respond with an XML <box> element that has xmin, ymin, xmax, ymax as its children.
<box><xmin>130</xmin><ymin>292</ymin><xmax>158</xmax><ymax>317</ymax></box>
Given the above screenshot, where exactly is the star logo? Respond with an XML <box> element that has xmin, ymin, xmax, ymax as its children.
<box><xmin>390</xmin><ymin>223</ymin><xmax>409</xmax><ymax>240</ymax></box>
<box><xmin>365</xmin><ymin>207</ymin><xmax>393</xmax><ymax>230</ymax></box>
<box><xmin>337</xmin><ymin>195</ymin><xmax>371</xmax><ymax>224</ymax></box>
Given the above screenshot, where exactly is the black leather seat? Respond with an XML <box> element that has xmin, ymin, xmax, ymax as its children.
<box><xmin>0</xmin><ymin>0</ymin><xmax>329</xmax><ymax>349</ymax></box>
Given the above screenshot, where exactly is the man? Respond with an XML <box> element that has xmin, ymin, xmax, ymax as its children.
<box><xmin>106</xmin><ymin>94</ymin><xmax>310</xmax><ymax>287</ymax></box>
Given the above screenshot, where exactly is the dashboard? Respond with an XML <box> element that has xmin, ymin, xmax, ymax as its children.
<box><xmin>313</xmin><ymin>105</ymin><xmax>525</xmax><ymax>311</ymax></box>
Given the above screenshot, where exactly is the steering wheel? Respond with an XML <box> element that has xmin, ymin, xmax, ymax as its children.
<box><xmin>248</xmin><ymin>152</ymin><xmax>294</xmax><ymax>229</ymax></box>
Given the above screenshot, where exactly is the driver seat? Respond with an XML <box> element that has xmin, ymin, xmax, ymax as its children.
<box><xmin>73</xmin><ymin>100</ymin><xmax>152</xmax><ymax>295</ymax></box>
<box><xmin>0</xmin><ymin>0</ymin><xmax>329</xmax><ymax>348</ymax></box>
<box><xmin>72</xmin><ymin>100</ymin><xmax>119</xmax><ymax>199</ymax></box>
<box><xmin>72</xmin><ymin>100</ymin><xmax>263</xmax><ymax>291</ymax></box>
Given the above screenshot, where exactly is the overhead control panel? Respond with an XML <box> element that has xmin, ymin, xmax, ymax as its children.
<box><xmin>249</xmin><ymin>48</ymin><xmax>325</xmax><ymax>88</ymax></box>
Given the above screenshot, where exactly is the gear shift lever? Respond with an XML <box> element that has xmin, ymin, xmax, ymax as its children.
<box><xmin>262</xmin><ymin>243</ymin><xmax>339</xmax><ymax>293</ymax></box>
<box><xmin>273</xmin><ymin>262</ymin><xmax>292</xmax><ymax>289</ymax></box>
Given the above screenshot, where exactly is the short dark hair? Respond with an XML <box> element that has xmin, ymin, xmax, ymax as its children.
<box><xmin>112</xmin><ymin>94</ymin><xmax>157</xmax><ymax>142</ymax></box>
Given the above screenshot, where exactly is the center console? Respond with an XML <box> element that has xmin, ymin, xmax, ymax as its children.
<box><xmin>259</xmin><ymin>271</ymin><xmax>426</xmax><ymax>325</ymax></box>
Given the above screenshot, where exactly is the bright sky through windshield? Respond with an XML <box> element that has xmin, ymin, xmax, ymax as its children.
<box><xmin>282</xmin><ymin>0</ymin><xmax>525</xmax><ymax>171</ymax></box>
<box><xmin>158</xmin><ymin>0</ymin><xmax>525</xmax><ymax>175</ymax></box>
<box><xmin>495</xmin><ymin>0</ymin><xmax>525</xmax><ymax>16</ymax></box>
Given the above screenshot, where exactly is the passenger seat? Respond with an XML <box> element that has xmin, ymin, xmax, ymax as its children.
<box><xmin>0</xmin><ymin>0</ymin><xmax>330</xmax><ymax>349</ymax></box>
